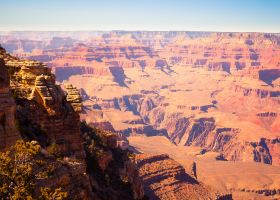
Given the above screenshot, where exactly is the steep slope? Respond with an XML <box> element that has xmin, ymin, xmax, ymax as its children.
<box><xmin>81</xmin><ymin>122</ymin><xmax>144</xmax><ymax>200</ymax></box>
<box><xmin>135</xmin><ymin>154</ymin><xmax>232</xmax><ymax>200</ymax></box>
<box><xmin>0</xmin><ymin>45</ymin><xmax>93</xmax><ymax>198</ymax></box>
<box><xmin>0</xmin><ymin>45</ymin><xmax>145</xmax><ymax>199</ymax></box>
<box><xmin>0</xmin><ymin>57</ymin><xmax>19</xmax><ymax>149</ymax></box>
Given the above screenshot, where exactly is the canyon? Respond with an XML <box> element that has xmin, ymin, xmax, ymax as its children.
<box><xmin>1</xmin><ymin>31</ymin><xmax>280</xmax><ymax>199</ymax></box>
<box><xmin>0</xmin><ymin>45</ymin><xmax>147</xmax><ymax>199</ymax></box>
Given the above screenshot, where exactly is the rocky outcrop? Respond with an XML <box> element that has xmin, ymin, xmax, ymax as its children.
<box><xmin>1</xmin><ymin>49</ymin><xmax>84</xmax><ymax>158</ymax></box>
<box><xmin>0</xmin><ymin>54</ymin><xmax>19</xmax><ymax>150</ymax></box>
<box><xmin>184</xmin><ymin>118</ymin><xmax>216</xmax><ymax>146</ymax></box>
<box><xmin>64</xmin><ymin>84</ymin><xmax>83</xmax><ymax>112</ymax></box>
<box><xmin>262</xmin><ymin>138</ymin><xmax>280</xmax><ymax>165</ymax></box>
<box><xmin>81</xmin><ymin>123</ymin><xmax>144</xmax><ymax>200</ymax></box>
<box><xmin>0</xmin><ymin>46</ymin><xmax>146</xmax><ymax>199</ymax></box>
<box><xmin>234</xmin><ymin>85</ymin><xmax>280</xmax><ymax>98</ymax></box>
<box><xmin>135</xmin><ymin>153</ymin><xmax>230</xmax><ymax>200</ymax></box>
<box><xmin>0</xmin><ymin>45</ymin><xmax>93</xmax><ymax>198</ymax></box>
<box><xmin>90</xmin><ymin>121</ymin><xmax>116</xmax><ymax>133</ymax></box>
<box><xmin>121</xmin><ymin>125</ymin><xmax>168</xmax><ymax>137</ymax></box>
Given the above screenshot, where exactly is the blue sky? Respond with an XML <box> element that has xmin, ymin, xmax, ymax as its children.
<box><xmin>0</xmin><ymin>0</ymin><xmax>279</xmax><ymax>32</ymax></box>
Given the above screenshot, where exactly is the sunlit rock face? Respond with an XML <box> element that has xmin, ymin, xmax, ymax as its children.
<box><xmin>22</xmin><ymin>31</ymin><xmax>278</xmax><ymax>166</ymax></box>
<box><xmin>0</xmin><ymin>46</ymin><xmax>93</xmax><ymax>199</ymax></box>
<box><xmin>134</xmin><ymin>153</ymin><xmax>232</xmax><ymax>200</ymax></box>
<box><xmin>1</xmin><ymin>31</ymin><xmax>280</xmax><ymax>199</ymax></box>
<box><xmin>3</xmin><ymin>53</ymin><xmax>84</xmax><ymax>158</ymax></box>
<box><xmin>0</xmin><ymin>43</ymin><xmax>149</xmax><ymax>200</ymax></box>
<box><xmin>2</xmin><ymin>31</ymin><xmax>279</xmax><ymax>166</ymax></box>
<box><xmin>0</xmin><ymin>46</ymin><xmax>146</xmax><ymax>199</ymax></box>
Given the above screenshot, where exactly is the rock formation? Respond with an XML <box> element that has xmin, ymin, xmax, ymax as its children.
<box><xmin>0</xmin><ymin>45</ymin><xmax>145</xmax><ymax>199</ymax></box>
<box><xmin>3</xmin><ymin>53</ymin><xmax>84</xmax><ymax>158</ymax></box>
<box><xmin>135</xmin><ymin>154</ymin><xmax>231</xmax><ymax>200</ymax></box>
<box><xmin>0</xmin><ymin>45</ymin><xmax>92</xmax><ymax>198</ymax></box>
<box><xmin>1</xmin><ymin>31</ymin><xmax>280</xmax><ymax>199</ymax></box>
<box><xmin>64</xmin><ymin>84</ymin><xmax>83</xmax><ymax>112</ymax></box>
<box><xmin>0</xmin><ymin>51</ymin><xmax>19</xmax><ymax>150</ymax></box>
<box><xmin>81</xmin><ymin>122</ymin><xmax>144</xmax><ymax>200</ymax></box>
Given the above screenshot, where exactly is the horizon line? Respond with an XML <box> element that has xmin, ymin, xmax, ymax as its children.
<box><xmin>0</xmin><ymin>29</ymin><xmax>279</xmax><ymax>34</ymax></box>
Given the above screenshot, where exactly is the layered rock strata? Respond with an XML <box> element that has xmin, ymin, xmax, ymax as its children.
<box><xmin>135</xmin><ymin>154</ymin><xmax>232</xmax><ymax>200</ymax></box>
<box><xmin>0</xmin><ymin>45</ymin><xmax>146</xmax><ymax>199</ymax></box>
<box><xmin>1</xmin><ymin>46</ymin><xmax>84</xmax><ymax>157</ymax></box>
<box><xmin>0</xmin><ymin>45</ymin><xmax>93</xmax><ymax>198</ymax></box>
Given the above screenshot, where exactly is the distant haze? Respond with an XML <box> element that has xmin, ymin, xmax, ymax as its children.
<box><xmin>0</xmin><ymin>0</ymin><xmax>279</xmax><ymax>33</ymax></box>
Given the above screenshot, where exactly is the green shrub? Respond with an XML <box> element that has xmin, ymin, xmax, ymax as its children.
<box><xmin>0</xmin><ymin>140</ymin><xmax>67</xmax><ymax>199</ymax></box>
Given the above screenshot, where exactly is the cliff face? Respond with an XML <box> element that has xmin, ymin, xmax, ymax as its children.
<box><xmin>1</xmin><ymin>46</ymin><xmax>84</xmax><ymax>158</ymax></box>
<box><xmin>0</xmin><ymin>45</ymin><xmax>145</xmax><ymax>199</ymax></box>
<box><xmin>81</xmin><ymin>123</ymin><xmax>144</xmax><ymax>200</ymax></box>
<box><xmin>160</xmin><ymin>33</ymin><xmax>280</xmax><ymax>74</ymax></box>
<box><xmin>0</xmin><ymin>45</ymin><xmax>93</xmax><ymax>199</ymax></box>
<box><xmin>135</xmin><ymin>154</ymin><xmax>232</xmax><ymax>200</ymax></box>
<box><xmin>0</xmin><ymin>52</ymin><xmax>19</xmax><ymax>150</ymax></box>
